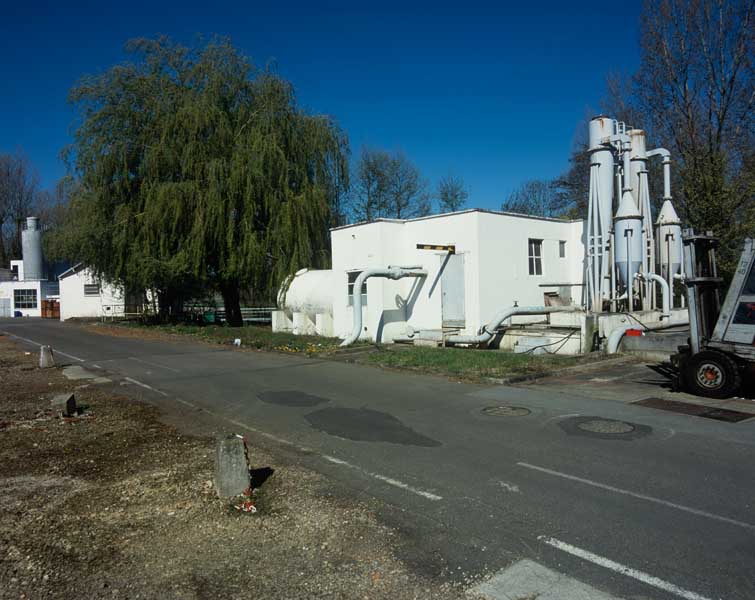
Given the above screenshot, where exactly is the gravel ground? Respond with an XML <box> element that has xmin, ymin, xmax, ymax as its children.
<box><xmin>0</xmin><ymin>334</ymin><xmax>468</xmax><ymax>599</ymax></box>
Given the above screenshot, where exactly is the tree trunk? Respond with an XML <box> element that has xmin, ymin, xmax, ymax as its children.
<box><xmin>221</xmin><ymin>283</ymin><xmax>243</xmax><ymax>327</ymax></box>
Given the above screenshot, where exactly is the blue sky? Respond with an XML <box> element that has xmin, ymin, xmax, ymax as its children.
<box><xmin>0</xmin><ymin>1</ymin><xmax>641</xmax><ymax>208</ymax></box>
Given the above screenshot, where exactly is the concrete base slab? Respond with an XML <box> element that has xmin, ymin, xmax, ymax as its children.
<box><xmin>62</xmin><ymin>365</ymin><xmax>111</xmax><ymax>384</ymax></box>
<box><xmin>472</xmin><ymin>559</ymin><xmax>621</xmax><ymax>600</ymax></box>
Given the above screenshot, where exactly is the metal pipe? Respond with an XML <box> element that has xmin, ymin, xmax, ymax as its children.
<box><xmin>605</xmin><ymin>317</ymin><xmax>688</xmax><ymax>354</ymax></box>
<box><xmin>647</xmin><ymin>148</ymin><xmax>672</xmax><ymax>200</ymax></box>
<box><xmin>445</xmin><ymin>305</ymin><xmax>579</xmax><ymax>346</ymax></box>
<box><xmin>340</xmin><ymin>266</ymin><xmax>427</xmax><ymax>347</ymax></box>
<box><xmin>636</xmin><ymin>272</ymin><xmax>670</xmax><ymax>319</ymax></box>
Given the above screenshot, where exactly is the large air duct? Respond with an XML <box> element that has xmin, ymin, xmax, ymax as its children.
<box><xmin>21</xmin><ymin>217</ymin><xmax>43</xmax><ymax>281</ymax></box>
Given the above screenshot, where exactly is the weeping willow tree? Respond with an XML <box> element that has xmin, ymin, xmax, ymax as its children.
<box><xmin>51</xmin><ymin>37</ymin><xmax>349</xmax><ymax>324</ymax></box>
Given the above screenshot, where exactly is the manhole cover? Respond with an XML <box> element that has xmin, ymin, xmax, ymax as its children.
<box><xmin>481</xmin><ymin>406</ymin><xmax>531</xmax><ymax>417</ymax></box>
<box><xmin>577</xmin><ymin>419</ymin><xmax>635</xmax><ymax>434</ymax></box>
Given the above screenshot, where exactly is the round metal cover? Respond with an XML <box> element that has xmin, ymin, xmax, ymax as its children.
<box><xmin>577</xmin><ymin>419</ymin><xmax>635</xmax><ymax>434</ymax></box>
<box><xmin>481</xmin><ymin>405</ymin><xmax>531</xmax><ymax>417</ymax></box>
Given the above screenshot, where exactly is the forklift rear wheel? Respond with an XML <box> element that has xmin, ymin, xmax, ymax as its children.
<box><xmin>686</xmin><ymin>350</ymin><xmax>741</xmax><ymax>399</ymax></box>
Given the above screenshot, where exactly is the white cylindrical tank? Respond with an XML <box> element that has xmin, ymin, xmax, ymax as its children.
<box><xmin>21</xmin><ymin>216</ymin><xmax>43</xmax><ymax>281</ymax></box>
<box><xmin>614</xmin><ymin>191</ymin><xmax>643</xmax><ymax>288</ymax></box>
<box><xmin>628</xmin><ymin>129</ymin><xmax>647</xmax><ymax>202</ymax></box>
<box><xmin>588</xmin><ymin>117</ymin><xmax>616</xmax><ymax>235</ymax></box>
<box><xmin>656</xmin><ymin>200</ymin><xmax>683</xmax><ymax>279</ymax></box>
<box><xmin>278</xmin><ymin>268</ymin><xmax>337</xmax><ymax>315</ymax></box>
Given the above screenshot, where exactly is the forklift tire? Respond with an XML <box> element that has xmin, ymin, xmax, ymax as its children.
<box><xmin>685</xmin><ymin>350</ymin><xmax>742</xmax><ymax>399</ymax></box>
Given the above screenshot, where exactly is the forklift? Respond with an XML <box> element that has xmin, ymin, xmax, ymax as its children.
<box><xmin>673</xmin><ymin>232</ymin><xmax>755</xmax><ymax>398</ymax></box>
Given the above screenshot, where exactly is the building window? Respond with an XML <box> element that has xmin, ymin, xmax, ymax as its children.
<box><xmin>84</xmin><ymin>283</ymin><xmax>100</xmax><ymax>296</ymax></box>
<box><xmin>528</xmin><ymin>239</ymin><xmax>543</xmax><ymax>276</ymax></box>
<box><xmin>559</xmin><ymin>240</ymin><xmax>567</xmax><ymax>258</ymax></box>
<box><xmin>347</xmin><ymin>271</ymin><xmax>368</xmax><ymax>306</ymax></box>
<box><xmin>14</xmin><ymin>288</ymin><xmax>37</xmax><ymax>309</ymax></box>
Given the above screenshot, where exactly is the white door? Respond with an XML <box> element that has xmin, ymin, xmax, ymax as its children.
<box><xmin>0</xmin><ymin>298</ymin><xmax>10</xmax><ymax>318</ymax></box>
<box><xmin>440</xmin><ymin>254</ymin><xmax>465</xmax><ymax>328</ymax></box>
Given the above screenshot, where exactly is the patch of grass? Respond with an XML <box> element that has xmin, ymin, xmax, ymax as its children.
<box><xmin>100</xmin><ymin>322</ymin><xmax>347</xmax><ymax>355</ymax></box>
<box><xmin>362</xmin><ymin>345</ymin><xmax>589</xmax><ymax>381</ymax></box>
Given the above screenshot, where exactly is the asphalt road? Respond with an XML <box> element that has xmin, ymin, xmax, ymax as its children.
<box><xmin>3</xmin><ymin>319</ymin><xmax>754</xmax><ymax>600</ymax></box>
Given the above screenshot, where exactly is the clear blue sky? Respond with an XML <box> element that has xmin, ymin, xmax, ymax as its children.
<box><xmin>0</xmin><ymin>1</ymin><xmax>641</xmax><ymax>209</ymax></box>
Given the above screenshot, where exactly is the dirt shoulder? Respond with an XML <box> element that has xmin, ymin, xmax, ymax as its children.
<box><xmin>0</xmin><ymin>334</ymin><xmax>463</xmax><ymax>599</ymax></box>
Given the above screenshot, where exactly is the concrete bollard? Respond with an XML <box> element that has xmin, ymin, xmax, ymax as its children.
<box><xmin>39</xmin><ymin>345</ymin><xmax>55</xmax><ymax>368</ymax></box>
<box><xmin>51</xmin><ymin>393</ymin><xmax>77</xmax><ymax>417</ymax></box>
<box><xmin>214</xmin><ymin>434</ymin><xmax>250</xmax><ymax>498</ymax></box>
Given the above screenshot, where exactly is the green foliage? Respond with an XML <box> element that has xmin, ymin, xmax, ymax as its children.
<box><xmin>49</xmin><ymin>36</ymin><xmax>349</xmax><ymax>319</ymax></box>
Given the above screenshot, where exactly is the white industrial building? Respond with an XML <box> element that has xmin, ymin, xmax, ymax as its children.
<box><xmin>274</xmin><ymin>209</ymin><xmax>591</xmax><ymax>352</ymax></box>
<box><xmin>0</xmin><ymin>216</ymin><xmax>127</xmax><ymax>321</ymax></box>
<box><xmin>0</xmin><ymin>218</ymin><xmax>59</xmax><ymax>318</ymax></box>
<box><xmin>273</xmin><ymin>115</ymin><xmax>689</xmax><ymax>354</ymax></box>
<box><xmin>58</xmin><ymin>263</ymin><xmax>126</xmax><ymax>321</ymax></box>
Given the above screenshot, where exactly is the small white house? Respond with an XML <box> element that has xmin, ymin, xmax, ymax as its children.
<box><xmin>273</xmin><ymin>209</ymin><xmax>587</xmax><ymax>347</ymax></box>
<box><xmin>58</xmin><ymin>263</ymin><xmax>126</xmax><ymax>321</ymax></box>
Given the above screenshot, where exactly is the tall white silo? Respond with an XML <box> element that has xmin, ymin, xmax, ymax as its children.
<box><xmin>656</xmin><ymin>200</ymin><xmax>683</xmax><ymax>282</ymax></box>
<box><xmin>614</xmin><ymin>191</ymin><xmax>643</xmax><ymax>310</ymax></box>
<box><xmin>21</xmin><ymin>217</ymin><xmax>43</xmax><ymax>281</ymax></box>
<box><xmin>628</xmin><ymin>129</ymin><xmax>655</xmax><ymax>309</ymax></box>
<box><xmin>586</xmin><ymin>116</ymin><xmax>616</xmax><ymax>312</ymax></box>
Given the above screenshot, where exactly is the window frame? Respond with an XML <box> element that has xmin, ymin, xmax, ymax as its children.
<box><xmin>347</xmin><ymin>271</ymin><xmax>368</xmax><ymax>306</ymax></box>
<box><xmin>528</xmin><ymin>239</ymin><xmax>543</xmax><ymax>276</ymax></box>
<box><xmin>559</xmin><ymin>240</ymin><xmax>567</xmax><ymax>258</ymax></box>
<box><xmin>84</xmin><ymin>283</ymin><xmax>100</xmax><ymax>297</ymax></box>
<box><xmin>14</xmin><ymin>288</ymin><xmax>38</xmax><ymax>309</ymax></box>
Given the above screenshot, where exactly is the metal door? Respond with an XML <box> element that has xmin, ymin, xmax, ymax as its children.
<box><xmin>440</xmin><ymin>254</ymin><xmax>465</xmax><ymax>327</ymax></box>
<box><xmin>0</xmin><ymin>298</ymin><xmax>10</xmax><ymax>318</ymax></box>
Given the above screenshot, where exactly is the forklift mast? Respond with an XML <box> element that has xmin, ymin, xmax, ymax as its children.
<box><xmin>681</xmin><ymin>230</ymin><xmax>724</xmax><ymax>353</ymax></box>
<box><xmin>708</xmin><ymin>237</ymin><xmax>755</xmax><ymax>360</ymax></box>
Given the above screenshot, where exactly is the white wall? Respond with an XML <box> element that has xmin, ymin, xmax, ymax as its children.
<box><xmin>329</xmin><ymin>210</ymin><xmax>585</xmax><ymax>343</ymax></box>
<box><xmin>59</xmin><ymin>268</ymin><xmax>125</xmax><ymax>321</ymax></box>
<box><xmin>0</xmin><ymin>280</ymin><xmax>43</xmax><ymax>317</ymax></box>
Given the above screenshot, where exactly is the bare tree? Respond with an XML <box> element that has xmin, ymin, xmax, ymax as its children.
<box><xmin>348</xmin><ymin>148</ymin><xmax>430</xmax><ymax>222</ymax></box>
<box><xmin>349</xmin><ymin>148</ymin><xmax>390</xmax><ymax>222</ymax></box>
<box><xmin>0</xmin><ymin>152</ymin><xmax>41</xmax><ymax>263</ymax></box>
<box><xmin>384</xmin><ymin>152</ymin><xmax>430</xmax><ymax>219</ymax></box>
<box><xmin>502</xmin><ymin>179</ymin><xmax>569</xmax><ymax>218</ymax></box>
<box><xmin>631</xmin><ymin>0</ymin><xmax>755</xmax><ymax>273</ymax></box>
<box><xmin>437</xmin><ymin>174</ymin><xmax>468</xmax><ymax>213</ymax></box>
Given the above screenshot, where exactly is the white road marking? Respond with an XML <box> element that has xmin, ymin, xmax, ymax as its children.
<box><xmin>1</xmin><ymin>331</ymin><xmax>85</xmax><ymax>362</ymax></box>
<box><xmin>123</xmin><ymin>377</ymin><xmax>168</xmax><ymax>397</ymax></box>
<box><xmin>128</xmin><ymin>356</ymin><xmax>181</xmax><ymax>373</ymax></box>
<box><xmin>540</xmin><ymin>536</ymin><xmax>714</xmax><ymax>600</ymax></box>
<box><xmin>323</xmin><ymin>455</ymin><xmax>443</xmax><ymax>501</ymax></box>
<box><xmin>518</xmin><ymin>461</ymin><xmax>755</xmax><ymax>531</ymax></box>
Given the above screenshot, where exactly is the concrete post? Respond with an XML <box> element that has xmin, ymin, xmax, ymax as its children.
<box><xmin>39</xmin><ymin>345</ymin><xmax>55</xmax><ymax>368</ymax></box>
<box><xmin>214</xmin><ymin>435</ymin><xmax>250</xmax><ymax>498</ymax></box>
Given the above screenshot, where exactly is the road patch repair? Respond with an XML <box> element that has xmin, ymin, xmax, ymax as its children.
<box><xmin>61</xmin><ymin>364</ymin><xmax>111</xmax><ymax>385</ymax></box>
<box><xmin>0</xmin><ymin>334</ymin><xmax>464</xmax><ymax>599</ymax></box>
<box><xmin>472</xmin><ymin>558</ymin><xmax>621</xmax><ymax>600</ymax></box>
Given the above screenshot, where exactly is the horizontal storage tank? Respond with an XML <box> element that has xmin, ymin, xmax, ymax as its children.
<box><xmin>656</xmin><ymin>200</ymin><xmax>683</xmax><ymax>279</ymax></box>
<box><xmin>21</xmin><ymin>217</ymin><xmax>43</xmax><ymax>281</ymax></box>
<box><xmin>614</xmin><ymin>191</ymin><xmax>643</xmax><ymax>288</ymax></box>
<box><xmin>278</xmin><ymin>268</ymin><xmax>338</xmax><ymax>315</ymax></box>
